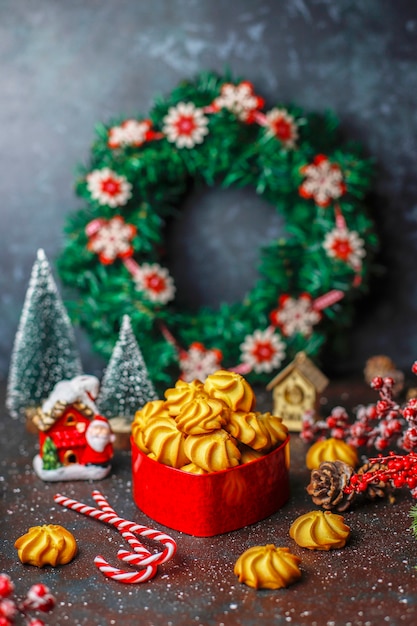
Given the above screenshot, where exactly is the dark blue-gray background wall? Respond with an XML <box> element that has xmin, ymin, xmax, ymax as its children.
<box><xmin>1</xmin><ymin>0</ymin><xmax>417</xmax><ymax>380</ymax></box>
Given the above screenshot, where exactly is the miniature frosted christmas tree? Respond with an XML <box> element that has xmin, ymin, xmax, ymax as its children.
<box><xmin>96</xmin><ymin>314</ymin><xmax>157</xmax><ymax>422</ymax></box>
<box><xmin>6</xmin><ymin>249</ymin><xmax>83</xmax><ymax>420</ymax></box>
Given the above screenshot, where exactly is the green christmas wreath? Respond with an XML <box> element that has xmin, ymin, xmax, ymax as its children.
<box><xmin>57</xmin><ymin>71</ymin><xmax>378</xmax><ymax>390</ymax></box>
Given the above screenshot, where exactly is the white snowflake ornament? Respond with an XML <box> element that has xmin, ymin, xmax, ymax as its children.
<box><xmin>323</xmin><ymin>226</ymin><xmax>366</xmax><ymax>270</ymax></box>
<box><xmin>264</xmin><ymin>108</ymin><xmax>299</xmax><ymax>148</ymax></box>
<box><xmin>162</xmin><ymin>102</ymin><xmax>209</xmax><ymax>149</ymax></box>
<box><xmin>133</xmin><ymin>263</ymin><xmax>176</xmax><ymax>304</ymax></box>
<box><xmin>240</xmin><ymin>327</ymin><xmax>286</xmax><ymax>374</ymax></box>
<box><xmin>86</xmin><ymin>168</ymin><xmax>132</xmax><ymax>207</ymax></box>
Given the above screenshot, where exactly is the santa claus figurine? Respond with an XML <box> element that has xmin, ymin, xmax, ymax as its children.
<box><xmin>81</xmin><ymin>415</ymin><xmax>115</xmax><ymax>467</ymax></box>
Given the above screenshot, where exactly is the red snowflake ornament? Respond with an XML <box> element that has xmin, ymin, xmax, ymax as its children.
<box><xmin>299</xmin><ymin>154</ymin><xmax>346</xmax><ymax>207</ymax></box>
<box><xmin>86</xmin><ymin>216</ymin><xmax>137</xmax><ymax>265</ymax></box>
<box><xmin>179</xmin><ymin>342</ymin><xmax>223</xmax><ymax>382</ymax></box>
<box><xmin>211</xmin><ymin>81</ymin><xmax>264</xmax><ymax>123</ymax></box>
<box><xmin>269</xmin><ymin>293</ymin><xmax>321</xmax><ymax>337</ymax></box>
<box><xmin>108</xmin><ymin>119</ymin><xmax>155</xmax><ymax>149</ymax></box>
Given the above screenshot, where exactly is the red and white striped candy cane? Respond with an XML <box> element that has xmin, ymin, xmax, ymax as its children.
<box><xmin>53</xmin><ymin>492</ymin><xmax>177</xmax><ymax>583</ymax></box>
<box><xmin>117</xmin><ymin>527</ymin><xmax>176</xmax><ymax>566</ymax></box>
<box><xmin>93</xmin><ymin>555</ymin><xmax>157</xmax><ymax>584</ymax></box>
<box><xmin>91</xmin><ymin>491</ymin><xmax>155</xmax><ymax>563</ymax></box>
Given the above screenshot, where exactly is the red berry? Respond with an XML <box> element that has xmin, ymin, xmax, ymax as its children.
<box><xmin>366</xmin><ymin>405</ymin><xmax>378</xmax><ymax>419</ymax></box>
<box><xmin>393</xmin><ymin>477</ymin><xmax>404</xmax><ymax>488</ymax></box>
<box><xmin>0</xmin><ymin>600</ymin><xmax>17</xmax><ymax>620</ymax></box>
<box><xmin>407</xmin><ymin>476</ymin><xmax>417</xmax><ymax>489</ymax></box>
<box><xmin>0</xmin><ymin>576</ymin><xmax>13</xmax><ymax>599</ymax></box>
<box><xmin>412</xmin><ymin>361</ymin><xmax>417</xmax><ymax>375</ymax></box>
<box><xmin>25</xmin><ymin>584</ymin><xmax>55</xmax><ymax>613</ymax></box>
<box><xmin>371</xmin><ymin>376</ymin><xmax>384</xmax><ymax>389</ymax></box>
<box><xmin>0</xmin><ymin>617</ymin><xmax>11</xmax><ymax>626</ymax></box>
<box><xmin>28</xmin><ymin>620</ymin><xmax>46</xmax><ymax>626</ymax></box>
<box><xmin>376</xmin><ymin>400</ymin><xmax>390</xmax><ymax>415</ymax></box>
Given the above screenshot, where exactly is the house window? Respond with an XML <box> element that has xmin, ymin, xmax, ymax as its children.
<box><xmin>65</xmin><ymin>413</ymin><xmax>77</xmax><ymax>426</ymax></box>
<box><xmin>63</xmin><ymin>450</ymin><xmax>78</xmax><ymax>465</ymax></box>
<box><xmin>284</xmin><ymin>384</ymin><xmax>304</xmax><ymax>405</ymax></box>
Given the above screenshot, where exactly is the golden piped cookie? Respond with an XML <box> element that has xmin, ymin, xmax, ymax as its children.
<box><xmin>306</xmin><ymin>438</ymin><xmax>359</xmax><ymax>470</ymax></box>
<box><xmin>15</xmin><ymin>524</ymin><xmax>77</xmax><ymax>567</ymax></box>
<box><xmin>184</xmin><ymin>429</ymin><xmax>241</xmax><ymax>473</ymax></box>
<box><xmin>239</xmin><ymin>443</ymin><xmax>265</xmax><ymax>464</ymax></box>
<box><xmin>164</xmin><ymin>379</ymin><xmax>206</xmax><ymax>416</ymax></box>
<box><xmin>225</xmin><ymin>411</ymin><xmax>270</xmax><ymax>450</ymax></box>
<box><xmin>142</xmin><ymin>416</ymin><xmax>189</xmax><ymax>468</ymax></box>
<box><xmin>132</xmin><ymin>400</ymin><xmax>170</xmax><ymax>453</ymax></box>
<box><xmin>289</xmin><ymin>510</ymin><xmax>350</xmax><ymax>550</ymax></box>
<box><xmin>204</xmin><ymin>370</ymin><xmax>255</xmax><ymax>412</ymax></box>
<box><xmin>180</xmin><ymin>462</ymin><xmax>208</xmax><ymax>475</ymax></box>
<box><xmin>175</xmin><ymin>396</ymin><xmax>227</xmax><ymax>435</ymax></box>
<box><xmin>225</xmin><ymin>411</ymin><xmax>288</xmax><ymax>452</ymax></box>
<box><xmin>234</xmin><ymin>545</ymin><xmax>302</xmax><ymax>589</ymax></box>
<box><xmin>256</xmin><ymin>412</ymin><xmax>288</xmax><ymax>450</ymax></box>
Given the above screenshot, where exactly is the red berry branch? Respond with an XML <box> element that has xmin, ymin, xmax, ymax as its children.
<box><xmin>345</xmin><ymin>451</ymin><xmax>417</xmax><ymax>498</ymax></box>
<box><xmin>0</xmin><ymin>575</ymin><xmax>56</xmax><ymax>626</ymax></box>
<box><xmin>301</xmin><ymin>361</ymin><xmax>417</xmax><ymax>453</ymax></box>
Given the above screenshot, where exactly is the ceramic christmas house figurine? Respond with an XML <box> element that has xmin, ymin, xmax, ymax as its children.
<box><xmin>266</xmin><ymin>351</ymin><xmax>328</xmax><ymax>431</ymax></box>
<box><xmin>31</xmin><ymin>375</ymin><xmax>115</xmax><ymax>481</ymax></box>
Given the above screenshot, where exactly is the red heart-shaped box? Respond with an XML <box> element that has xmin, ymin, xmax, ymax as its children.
<box><xmin>131</xmin><ymin>436</ymin><xmax>290</xmax><ymax>537</ymax></box>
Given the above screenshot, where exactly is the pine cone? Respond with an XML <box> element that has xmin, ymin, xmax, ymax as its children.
<box><xmin>356</xmin><ymin>461</ymin><xmax>392</xmax><ymax>501</ymax></box>
<box><xmin>307</xmin><ymin>460</ymin><xmax>356</xmax><ymax>512</ymax></box>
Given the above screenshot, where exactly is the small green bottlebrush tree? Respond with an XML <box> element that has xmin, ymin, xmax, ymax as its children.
<box><xmin>96</xmin><ymin>314</ymin><xmax>157</xmax><ymax>420</ymax></box>
<box><xmin>6</xmin><ymin>249</ymin><xmax>83</xmax><ymax>420</ymax></box>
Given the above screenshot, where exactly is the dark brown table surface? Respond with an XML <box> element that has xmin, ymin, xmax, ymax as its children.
<box><xmin>1</xmin><ymin>378</ymin><xmax>417</xmax><ymax>626</ymax></box>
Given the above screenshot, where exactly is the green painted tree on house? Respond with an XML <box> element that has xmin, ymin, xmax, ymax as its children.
<box><xmin>41</xmin><ymin>437</ymin><xmax>61</xmax><ymax>470</ymax></box>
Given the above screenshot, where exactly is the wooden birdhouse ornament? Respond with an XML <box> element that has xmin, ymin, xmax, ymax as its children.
<box><xmin>266</xmin><ymin>352</ymin><xmax>329</xmax><ymax>432</ymax></box>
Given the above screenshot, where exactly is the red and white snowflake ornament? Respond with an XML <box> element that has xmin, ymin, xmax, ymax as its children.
<box><xmin>299</xmin><ymin>154</ymin><xmax>346</xmax><ymax>208</ymax></box>
<box><xmin>86</xmin><ymin>216</ymin><xmax>137</xmax><ymax>264</ymax></box>
<box><xmin>133</xmin><ymin>263</ymin><xmax>175</xmax><ymax>304</ymax></box>
<box><xmin>212</xmin><ymin>81</ymin><xmax>264</xmax><ymax>122</ymax></box>
<box><xmin>86</xmin><ymin>168</ymin><xmax>132</xmax><ymax>207</ymax></box>
<box><xmin>162</xmin><ymin>102</ymin><xmax>209</xmax><ymax>149</ymax></box>
<box><xmin>179</xmin><ymin>342</ymin><xmax>223</xmax><ymax>382</ymax></box>
<box><xmin>264</xmin><ymin>108</ymin><xmax>299</xmax><ymax>148</ymax></box>
<box><xmin>323</xmin><ymin>226</ymin><xmax>366</xmax><ymax>270</ymax></box>
<box><xmin>240</xmin><ymin>327</ymin><xmax>286</xmax><ymax>374</ymax></box>
<box><xmin>108</xmin><ymin>119</ymin><xmax>154</xmax><ymax>149</ymax></box>
<box><xmin>270</xmin><ymin>293</ymin><xmax>321</xmax><ymax>337</ymax></box>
